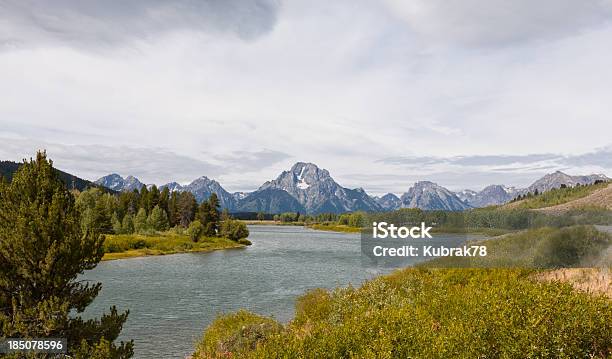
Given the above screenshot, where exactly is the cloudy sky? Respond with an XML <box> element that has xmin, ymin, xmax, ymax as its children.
<box><xmin>1</xmin><ymin>0</ymin><xmax>612</xmax><ymax>195</ymax></box>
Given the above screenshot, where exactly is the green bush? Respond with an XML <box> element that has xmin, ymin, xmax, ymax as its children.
<box><xmin>424</xmin><ymin>225</ymin><xmax>611</xmax><ymax>269</ymax></box>
<box><xmin>194</xmin><ymin>310</ymin><xmax>282</xmax><ymax>358</ymax></box>
<box><xmin>187</xmin><ymin>220</ymin><xmax>204</xmax><ymax>242</ymax></box>
<box><xmin>128</xmin><ymin>238</ymin><xmax>147</xmax><ymax>250</ymax></box>
<box><xmin>198</xmin><ymin>269</ymin><xmax>611</xmax><ymax>358</ymax></box>
<box><xmin>220</xmin><ymin>219</ymin><xmax>250</xmax><ymax>241</ymax></box>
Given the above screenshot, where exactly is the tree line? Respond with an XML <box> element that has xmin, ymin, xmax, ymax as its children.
<box><xmin>75</xmin><ymin>185</ymin><xmax>248</xmax><ymax>241</ymax></box>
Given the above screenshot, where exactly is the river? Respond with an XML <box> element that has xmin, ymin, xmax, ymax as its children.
<box><xmin>82</xmin><ymin>225</ymin><xmax>470</xmax><ymax>358</ymax></box>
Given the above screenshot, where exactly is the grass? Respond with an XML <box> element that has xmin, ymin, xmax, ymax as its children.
<box><xmin>194</xmin><ymin>268</ymin><xmax>612</xmax><ymax>358</ymax></box>
<box><xmin>511</xmin><ymin>182</ymin><xmax>609</xmax><ymax>209</ymax></box>
<box><xmin>308</xmin><ymin>223</ymin><xmax>514</xmax><ymax>236</ymax></box>
<box><xmin>535</xmin><ymin>268</ymin><xmax>611</xmax><ymax>298</ymax></box>
<box><xmin>308</xmin><ymin>223</ymin><xmax>362</xmax><ymax>233</ymax></box>
<box><xmin>194</xmin><ymin>224</ymin><xmax>611</xmax><ymax>358</ymax></box>
<box><xmin>423</xmin><ymin>225</ymin><xmax>610</xmax><ymax>269</ymax></box>
<box><xmin>102</xmin><ymin>232</ymin><xmax>245</xmax><ymax>260</ymax></box>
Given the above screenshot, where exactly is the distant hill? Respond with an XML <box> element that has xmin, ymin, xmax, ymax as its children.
<box><xmin>503</xmin><ymin>181</ymin><xmax>611</xmax><ymax>211</ymax></box>
<box><xmin>533</xmin><ymin>183</ymin><xmax>612</xmax><ymax>214</ymax></box>
<box><xmin>0</xmin><ymin>160</ymin><xmax>109</xmax><ymax>192</ymax></box>
<box><xmin>527</xmin><ymin>171</ymin><xmax>609</xmax><ymax>193</ymax></box>
<box><xmin>457</xmin><ymin>171</ymin><xmax>610</xmax><ymax>208</ymax></box>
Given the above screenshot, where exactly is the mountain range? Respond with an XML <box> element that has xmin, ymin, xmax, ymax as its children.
<box><xmin>93</xmin><ymin>163</ymin><xmax>610</xmax><ymax>214</ymax></box>
<box><xmin>0</xmin><ymin>160</ymin><xmax>111</xmax><ymax>193</ymax></box>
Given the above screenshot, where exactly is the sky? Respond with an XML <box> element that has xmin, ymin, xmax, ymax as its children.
<box><xmin>1</xmin><ymin>0</ymin><xmax>612</xmax><ymax>195</ymax></box>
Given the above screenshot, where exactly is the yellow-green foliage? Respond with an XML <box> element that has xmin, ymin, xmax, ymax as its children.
<box><xmin>516</xmin><ymin>182</ymin><xmax>609</xmax><ymax>209</ymax></box>
<box><xmin>197</xmin><ymin>269</ymin><xmax>611</xmax><ymax>358</ymax></box>
<box><xmin>193</xmin><ymin>310</ymin><xmax>282</xmax><ymax>358</ymax></box>
<box><xmin>425</xmin><ymin>225</ymin><xmax>610</xmax><ymax>269</ymax></box>
<box><xmin>102</xmin><ymin>232</ymin><xmax>242</xmax><ymax>260</ymax></box>
<box><xmin>309</xmin><ymin>223</ymin><xmax>362</xmax><ymax>233</ymax></box>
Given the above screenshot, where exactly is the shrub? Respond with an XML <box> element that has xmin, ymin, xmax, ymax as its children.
<box><xmin>187</xmin><ymin>220</ymin><xmax>204</xmax><ymax>242</ymax></box>
<box><xmin>238</xmin><ymin>238</ymin><xmax>252</xmax><ymax>246</ymax></box>
<box><xmin>193</xmin><ymin>310</ymin><xmax>282</xmax><ymax>358</ymax></box>
<box><xmin>219</xmin><ymin>219</ymin><xmax>250</xmax><ymax>241</ymax></box>
<box><xmin>199</xmin><ymin>269</ymin><xmax>611</xmax><ymax>358</ymax></box>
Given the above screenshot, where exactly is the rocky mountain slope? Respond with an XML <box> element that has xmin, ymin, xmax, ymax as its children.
<box><xmin>527</xmin><ymin>171</ymin><xmax>609</xmax><ymax>193</ymax></box>
<box><xmin>252</xmin><ymin>162</ymin><xmax>383</xmax><ymax>214</ymax></box>
<box><xmin>458</xmin><ymin>185</ymin><xmax>521</xmax><ymax>208</ymax></box>
<box><xmin>93</xmin><ymin>167</ymin><xmax>610</xmax><ymax>214</ymax></box>
<box><xmin>95</xmin><ymin>174</ymin><xmax>144</xmax><ymax>192</ymax></box>
<box><xmin>400</xmin><ymin>181</ymin><xmax>471</xmax><ymax>211</ymax></box>
<box><xmin>375</xmin><ymin>193</ymin><xmax>402</xmax><ymax>211</ymax></box>
<box><xmin>176</xmin><ymin>176</ymin><xmax>236</xmax><ymax>210</ymax></box>
<box><xmin>236</xmin><ymin>188</ymin><xmax>305</xmax><ymax>214</ymax></box>
<box><xmin>456</xmin><ymin>171</ymin><xmax>609</xmax><ymax>208</ymax></box>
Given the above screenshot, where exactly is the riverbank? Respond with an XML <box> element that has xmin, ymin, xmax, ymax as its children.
<box><xmin>307</xmin><ymin>223</ymin><xmax>362</xmax><ymax>233</ymax></box>
<box><xmin>193</xmin><ymin>224</ymin><xmax>611</xmax><ymax>357</ymax></box>
<box><xmin>102</xmin><ymin>233</ymin><xmax>245</xmax><ymax>261</ymax></box>
<box><xmin>194</xmin><ymin>267</ymin><xmax>611</xmax><ymax>358</ymax></box>
<box><xmin>307</xmin><ymin>223</ymin><xmax>513</xmax><ymax>236</ymax></box>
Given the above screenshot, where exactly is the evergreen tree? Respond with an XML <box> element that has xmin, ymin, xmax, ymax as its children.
<box><xmin>0</xmin><ymin>152</ymin><xmax>133</xmax><ymax>358</ymax></box>
<box><xmin>147</xmin><ymin>205</ymin><xmax>169</xmax><ymax>232</ymax></box>
<box><xmin>159</xmin><ymin>187</ymin><xmax>170</xmax><ymax>215</ymax></box>
<box><xmin>197</xmin><ymin>201</ymin><xmax>212</xmax><ymax>230</ymax></box>
<box><xmin>121</xmin><ymin>213</ymin><xmax>135</xmax><ymax>234</ymax></box>
<box><xmin>149</xmin><ymin>184</ymin><xmax>160</xmax><ymax>210</ymax></box>
<box><xmin>257</xmin><ymin>211</ymin><xmax>265</xmax><ymax>221</ymax></box>
<box><xmin>168</xmin><ymin>191</ymin><xmax>179</xmax><ymax>227</ymax></box>
<box><xmin>139</xmin><ymin>186</ymin><xmax>150</xmax><ymax>214</ymax></box>
<box><xmin>205</xmin><ymin>193</ymin><xmax>221</xmax><ymax>236</ymax></box>
<box><xmin>133</xmin><ymin>208</ymin><xmax>148</xmax><ymax>233</ymax></box>
<box><xmin>111</xmin><ymin>212</ymin><xmax>122</xmax><ymax>234</ymax></box>
<box><xmin>177</xmin><ymin>192</ymin><xmax>197</xmax><ymax>227</ymax></box>
<box><xmin>221</xmin><ymin>208</ymin><xmax>231</xmax><ymax>221</ymax></box>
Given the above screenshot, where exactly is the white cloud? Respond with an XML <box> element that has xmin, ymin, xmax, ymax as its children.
<box><xmin>383</xmin><ymin>0</ymin><xmax>612</xmax><ymax>47</ymax></box>
<box><xmin>0</xmin><ymin>0</ymin><xmax>611</xmax><ymax>195</ymax></box>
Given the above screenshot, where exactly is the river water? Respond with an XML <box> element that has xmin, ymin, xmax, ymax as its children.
<box><xmin>82</xmin><ymin>225</ymin><xmax>470</xmax><ymax>358</ymax></box>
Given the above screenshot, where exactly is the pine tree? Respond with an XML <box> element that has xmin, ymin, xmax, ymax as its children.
<box><xmin>149</xmin><ymin>184</ymin><xmax>160</xmax><ymax>210</ymax></box>
<box><xmin>168</xmin><ymin>191</ymin><xmax>179</xmax><ymax>227</ymax></box>
<box><xmin>159</xmin><ymin>187</ymin><xmax>170</xmax><ymax>215</ymax></box>
<box><xmin>198</xmin><ymin>201</ymin><xmax>212</xmax><ymax>228</ymax></box>
<box><xmin>139</xmin><ymin>186</ymin><xmax>150</xmax><ymax>214</ymax></box>
<box><xmin>147</xmin><ymin>205</ymin><xmax>169</xmax><ymax>232</ymax></box>
<box><xmin>206</xmin><ymin>193</ymin><xmax>221</xmax><ymax>236</ymax></box>
<box><xmin>122</xmin><ymin>213</ymin><xmax>135</xmax><ymax>234</ymax></box>
<box><xmin>177</xmin><ymin>192</ymin><xmax>197</xmax><ymax>227</ymax></box>
<box><xmin>134</xmin><ymin>208</ymin><xmax>148</xmax><ymax>233</ymax></box>
<box><xmin>0</xmin><ymin>152</ymin><xmax>133</xmax><ymax>358</ymax></box>
<box><xmin>111</xmin><ymin>212</ymin><xmax>122</xmax><ymax>234</ymax></box>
